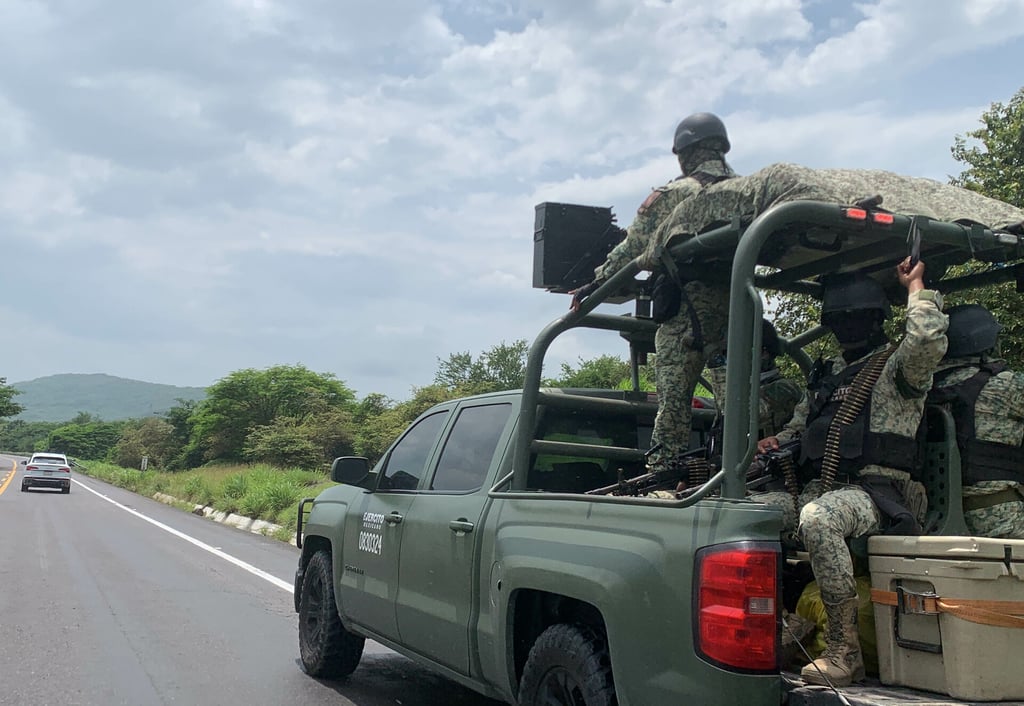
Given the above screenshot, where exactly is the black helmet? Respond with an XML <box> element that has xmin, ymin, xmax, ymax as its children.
<box><xmin>820</xmin><ymin>272</ymin><xmax>892</xmax><ymax>321</ymax></box>
<box><xmin>945</xmin><ymin>304</ymin><xmax>1002</xmax><ymax>357</ymax></box>
<box><xmin>672</xmin><ymin>112</ymin><xmax>730</xmax><ymax>155</ymax></box>
<box><xmin>762</xmin><ymin>318</ymin><xmax>783</xmax><ymax>358</ymax></box>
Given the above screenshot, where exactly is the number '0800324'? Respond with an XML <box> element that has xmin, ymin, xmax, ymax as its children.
<box><xmin>358</xmin><ymin>531</ymin><xmax>382</xmax><ymax>555</ymax></box>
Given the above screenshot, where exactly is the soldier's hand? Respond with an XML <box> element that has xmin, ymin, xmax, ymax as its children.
<box><xmin>897</xmin><ymin>256</ymin><xmax>925</xmax><ymax>294</ymax></box>
<box><xmin>569</xmin><ymin>280</ymin><xmax>600</xmax><ymax>312</ymax></box>
<box><xmin>757</xmin><ymin>436</ymin><xmax>780</xmax><ymax>455</ymax></box>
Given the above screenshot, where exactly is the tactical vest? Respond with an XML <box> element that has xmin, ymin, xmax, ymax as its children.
<box><xmin>929</xmin><ymin>361</ymin><xmax>1024</xmax><ymax>484</ymax></box>
<box><xmin>799</xmin><ymin>352</ymin><xmax>920</xmax><ymax>483</ymax></box>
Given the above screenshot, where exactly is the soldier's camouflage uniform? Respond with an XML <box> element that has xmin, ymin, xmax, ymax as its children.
<box><xmin>932</xmin><ymin>357</ymin><xmax>1024</xmax><ymax>539</ymax></box>
<box><xmin>757</xmin><ymin>289</ymin><xmax>948</xmax><ymax>603</ymax></box>
<box><xmin>645</xmin><ymin>164</ymin><xmax>1024</xmax><ymax>255</ymax></box>
<box><xmin>592</xmin><ymin>148</ymin><xmax>737</xmax><ymax>470</ymax></box>
<box><xmin>707</xmin><ymin>365</ymin><xmax>803</xmax><ymax>439</ymax></box>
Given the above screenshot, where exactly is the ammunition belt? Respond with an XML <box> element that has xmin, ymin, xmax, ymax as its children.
<box><xmin>682</xmin><ymin>455</ymin><xmax>711</xmax><ymax>486</ymax></box>
<box><xmin>820</xmin><ymin>347</ymin><xmax>897</xmax><ymax>493</ymax></box>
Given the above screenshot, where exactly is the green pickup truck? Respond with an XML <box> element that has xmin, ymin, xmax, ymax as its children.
<box><xmin>295</xmin><ymin>196</ymin><xmax>1024</xmax><ymax>705</ymax></box>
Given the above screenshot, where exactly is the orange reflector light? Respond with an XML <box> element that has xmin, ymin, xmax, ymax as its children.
<box><xmin>843</xmin><ymin>208</ymin><xmax>867</xmax><ymax>220</ymax></box>
<box><xmin>872</xmin><ymin>212</ymin><xmax>895</xmax><ymax>224</ymax></box>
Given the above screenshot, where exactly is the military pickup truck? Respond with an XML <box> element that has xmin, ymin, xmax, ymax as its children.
<box><xmin>295</xmin><ymin>193</ymin><xmax>1024</xmax><ymax>705</ymax></box>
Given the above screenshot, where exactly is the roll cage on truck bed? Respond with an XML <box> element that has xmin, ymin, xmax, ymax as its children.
<box><xmin>526</xmin><ymin>198</ymin><xmax>1024</xmax><ymax>704</ymax></box>
<box><xmin>295</xmin><ymin>197</ymin><xmax>1024</xmax><ymax>706</ymax></box>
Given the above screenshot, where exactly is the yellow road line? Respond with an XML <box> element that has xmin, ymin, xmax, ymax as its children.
<box><xmin>0</xmin><ymin>459</ymin><xmax>15</xmax><ymax>495</ymax></box>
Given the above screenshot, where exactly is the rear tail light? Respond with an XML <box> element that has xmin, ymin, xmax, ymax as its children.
<box><xmin>872</xmin><ymin>212</ymin><xmax>895</xmax><ymax>225</ymax></box>
<box><xmin>694</xmin><ymin>542</ymin><xmax>779</xmax><ymax>673</ymax></box>
<box><xmin>26</xmin><ymin>465</ymin><xmax>37</xmax><ymax>472</ymax></box>
<box><xmin>61</xmin><ymin>467</ymin><xmax>71</xmax><ymax>473</ymax></box>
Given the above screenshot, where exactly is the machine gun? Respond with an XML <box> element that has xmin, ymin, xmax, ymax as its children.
<box><xmin>586</xmin><ymin>446</ymin><xmax>713</xmax><ymax>497</ymax></box>
<box><xmin>746</xmin><ymin>440</ymin><xmax>803</xmax><ymax>497</ymax></box>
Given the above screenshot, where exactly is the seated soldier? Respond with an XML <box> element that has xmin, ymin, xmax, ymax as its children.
<box><xmin>707</xmin><ymin>318</ymin><xmax>803</xmax><ymax>440</ymax></box>
<box><xmin>929</xmin><ymin>304</ymin><xmax>1024</xmax><ymax>539</ymax></box>
<box><xmin>756</xmin><ymin>259</ymin><xmax>947</xmax><ymax>687</ymax></box>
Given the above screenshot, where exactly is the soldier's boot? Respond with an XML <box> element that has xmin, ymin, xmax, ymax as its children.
<box><xmin>800</xmin><ymin>597</ymin><xmax>864</xmax><ymax>687</ymax></box>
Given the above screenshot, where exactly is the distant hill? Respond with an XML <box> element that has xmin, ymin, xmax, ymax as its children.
<box><xmin>10</xmin><ymin>374</ymin><xmax>207</xmax><ymax>422</ymax></box>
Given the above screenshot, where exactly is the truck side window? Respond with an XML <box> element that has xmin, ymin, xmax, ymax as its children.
<box><xmin>431</xmin><ymin>403</ymin><xmax>513</xmax><ymax>492</ymax></box>
<box><xmin>379</xmin><ymin>410</ymin><xmax>449</xmax><ymax>491</ymax></box>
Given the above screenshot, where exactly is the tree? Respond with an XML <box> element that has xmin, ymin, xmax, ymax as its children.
<box><xmin>951</xmin><ymin>87</ymin><xmax>1024</xmax><ymax>208</ymax></box>
<box><xmin>112</xmin><ymin>417</ymin><xmax>178</xmax><ymax>469</ymax></box>
<box><xmin>243</xmin><ymin>418</ymin><xmax>322</xmax><ymax>470</ymax></box>
<box><xmin>434</xmin><ymin>340</ymin><xmax>529</xmax><ymax>396</ymax></box>
<box><xmin>188</xmin><ymin>365</ymin><xmax>357</xmax><ymax>462</ymax></box>
<box><xmin>547</xmin><ymin>354</ymin><xmax>654</xmax><ymax>390</ymax></box>
<box><xmin>0</xmin><ymin>420</ymin><xmax>60</xmax><ymax>453</ymax></box>
<box><xmin>46</xmin><ymin>419</ymin><xmax>126</xmax><ymax>460</ymax></box>
<box><xmin>353</xmin><ymin>385</ymin><xmax>456</xmax><ymax>465</ymax></box>
<box><xmin>946</xmin><ymin>86</ymin><xmax>1024</xmax><ymax>369</ymax></box>
<box><xmin>0</xmin><ymin>377</ymin><xmax>24</xmax><ymax>420</ymax></box>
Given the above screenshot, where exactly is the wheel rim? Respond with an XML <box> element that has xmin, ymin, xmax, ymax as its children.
<box><xmin>536</xmin><ymin>666</ymin><xmax>586</xmax><ymax>706</ymax></box>
<box><xmin>302</xmin><ymin>568</ymin><xmax>326</xmax><ymax>643</ymax></box>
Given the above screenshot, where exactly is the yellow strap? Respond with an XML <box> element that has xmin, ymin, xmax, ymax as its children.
<box><xmin>871</xmin><ymin>588</ymin><xmax>1024</xmax><ymax>629</ymax></box>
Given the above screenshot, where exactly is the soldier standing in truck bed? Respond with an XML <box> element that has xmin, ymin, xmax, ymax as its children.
<box><xmin>571</xmin><ymin>112</ymin><xmax>737</xmax><ymax>475</ymax></box>
<box><xmin>929</xmin><ymin>304</ymin><xmax>1024</xmax><ymax>539</ymax></box>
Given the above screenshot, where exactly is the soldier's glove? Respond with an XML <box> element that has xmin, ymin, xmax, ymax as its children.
<box><xmin>570</xmin><ymin>280</ymin><xmax>601</xmax><ymax>312</ymax></box>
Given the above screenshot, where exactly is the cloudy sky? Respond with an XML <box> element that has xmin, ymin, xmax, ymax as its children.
<box><xmin>3</xmin><ymin>0</ymin><xmax>1023</xmax><ymax>401</ymax></box>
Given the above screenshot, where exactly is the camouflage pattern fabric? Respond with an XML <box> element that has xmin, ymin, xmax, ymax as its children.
<box><xmin>709</xmin><ymin>366</ymin><xmax>803</xmax><ymax>439</ymax></box>
<box><xmin>591</xmin><ymin>154</ymin><xmax>736</xmax><ymax>469</ymax></box>
<box><xmin>593</xmin><ymin>156</ymin><xmax>736</xmax><ymax>282</ymax></box>
<box><xmin>932</xmin><ymin>357</ymin><xmax>1024</xmax><ymax>538</ymax></box>
<box><xmin>801</xmin><ymin>484</ymin><xmax>881</xmax><ymax>603</ymax></box>
<box><xmin>648</xmin><ymin>280</ymin><xmax>729</xmax><ymax>468</ymax></box>
<box><xmin>759</xmin><ymin>289</ymin><xmax>947</xmax><ymax>603</ymax></box>
<box><xmin>642</xmin><ymin>162</ymin><xmax>1024</xmax><ymax>269</ymax></box>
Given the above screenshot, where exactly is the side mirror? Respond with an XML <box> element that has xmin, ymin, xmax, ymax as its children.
<box><xmin>20</xmin><ymin>459</ymin><xmax>27</xmax><ymax>465</ymax></box>
<box><xmin>330</xmin><ymin>456</ymin><xmax>372</xmax><ymax>487</ymax></box>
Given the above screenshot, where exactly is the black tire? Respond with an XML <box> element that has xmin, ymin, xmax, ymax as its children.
<box><xmin>20</xmin><ymin>483</ymin><xmax>27</xmax><ymax>492</ymax></box>
<box><xmin>518</xmin><ymin>624</ymin><xmax>617</xmax><ymax>706</ymax></box>
<box><xmin>62</xmin><ymin>486</ymin><xmax>71</xmax><ymax>494</ymax></box>
<box><xmin>298</xmin><ymin>549</ymin><xmax>365</xmax><ymax>678</ymax></box>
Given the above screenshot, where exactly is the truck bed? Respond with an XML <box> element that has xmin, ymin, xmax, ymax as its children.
<box><xmin>783</xmin><ymin>673</ymin><xmax>1024</xmax><ymax>706</ymax></box>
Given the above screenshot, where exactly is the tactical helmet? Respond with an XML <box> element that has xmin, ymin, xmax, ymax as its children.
<box><xmin>672</xmin><ymin>112</ymin><xmax>730</xmax><ymax>155</ymax></box>
<box><xmin>762</xmin><ymin>318</ymin><xmax>783</xmax><ymax>358</ymax></box>
<box><xmin>820</xmin><ymin>272</ymin><xmax>892</xmax><ymax>321</ymax></box>
<box><xmin>945</xmin><ymin>304</ymin><xmax>1002</xmax><ymax>357</ymax></box>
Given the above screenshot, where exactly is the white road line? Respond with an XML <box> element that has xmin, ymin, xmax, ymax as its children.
<box><xmin>73</xmin><ymin>478</ymin><xmax>294</xmax><ymax>594</ymax></box>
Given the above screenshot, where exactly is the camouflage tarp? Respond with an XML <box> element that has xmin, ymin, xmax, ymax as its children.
<box><xmin>641</xmin><ymin>162</ymin><xmax>1024</xmax><ymax>269</ymax></box>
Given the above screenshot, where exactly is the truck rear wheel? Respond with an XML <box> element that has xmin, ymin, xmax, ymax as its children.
<box><xmin>518</xmin><ymin>624</ymin><xmax>616</xmax><ymax>706</ymax></box>
<box><xmin>298</xmin><ymin>549</ymin><xmax>365</xmax><ymax>679</ymax></box>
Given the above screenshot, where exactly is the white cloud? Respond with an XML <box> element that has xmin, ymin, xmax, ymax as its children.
<box><xmin>1</xmin><ymin>0</ymin><xmax>1022</xmax><ymax>399</ymax></box>
<box><xmin>760</xmin><ymin>0</ymin><xmax>1024</xmax><ymax>91</ymax></box>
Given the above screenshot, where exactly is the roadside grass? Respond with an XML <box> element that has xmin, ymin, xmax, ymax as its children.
<box><xmin>76</xmin><ymin>461</ymin><xmax>335</xmax><ymax>538</ymax></box>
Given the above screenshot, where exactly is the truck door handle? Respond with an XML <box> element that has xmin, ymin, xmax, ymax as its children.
<box><xmin>385</xmin><ymin>512</ymin><xmax>404</xmax><ymax>525</ymax></box>
<box><xmin>449</xmin><ymin>519</ymin><xmax>475</xmax><ymax>534</ymax></box>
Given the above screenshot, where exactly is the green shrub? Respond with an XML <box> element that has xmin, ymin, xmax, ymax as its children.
<box><xmin>116</xmin><ymin>469</ymin><xmax>144</xmax><ymax>492</ymax></box>
<box><xmin>239</xmin><ymin>489</ymin><xmax>271</xmax><ymax>518</ymax></box>
<box><xmin>223</xmin><ymin>473</ymin><xmax>249</xmax><ymax>499</ymax></box>
<box><xmin>263</xmin><ymin>481</ymin><xmax>299</xmax><ymax>515</ymax></box>
<box><xmin>182</xmin><ymin>474</ymin><xmax>214</xmax><ymax>506</ymax></box>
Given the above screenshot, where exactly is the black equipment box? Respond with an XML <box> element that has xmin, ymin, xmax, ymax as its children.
<box><xmin>533</xmin><ymin>202</ymin><xmax>626</xmax><ymax>293</ymax></box>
